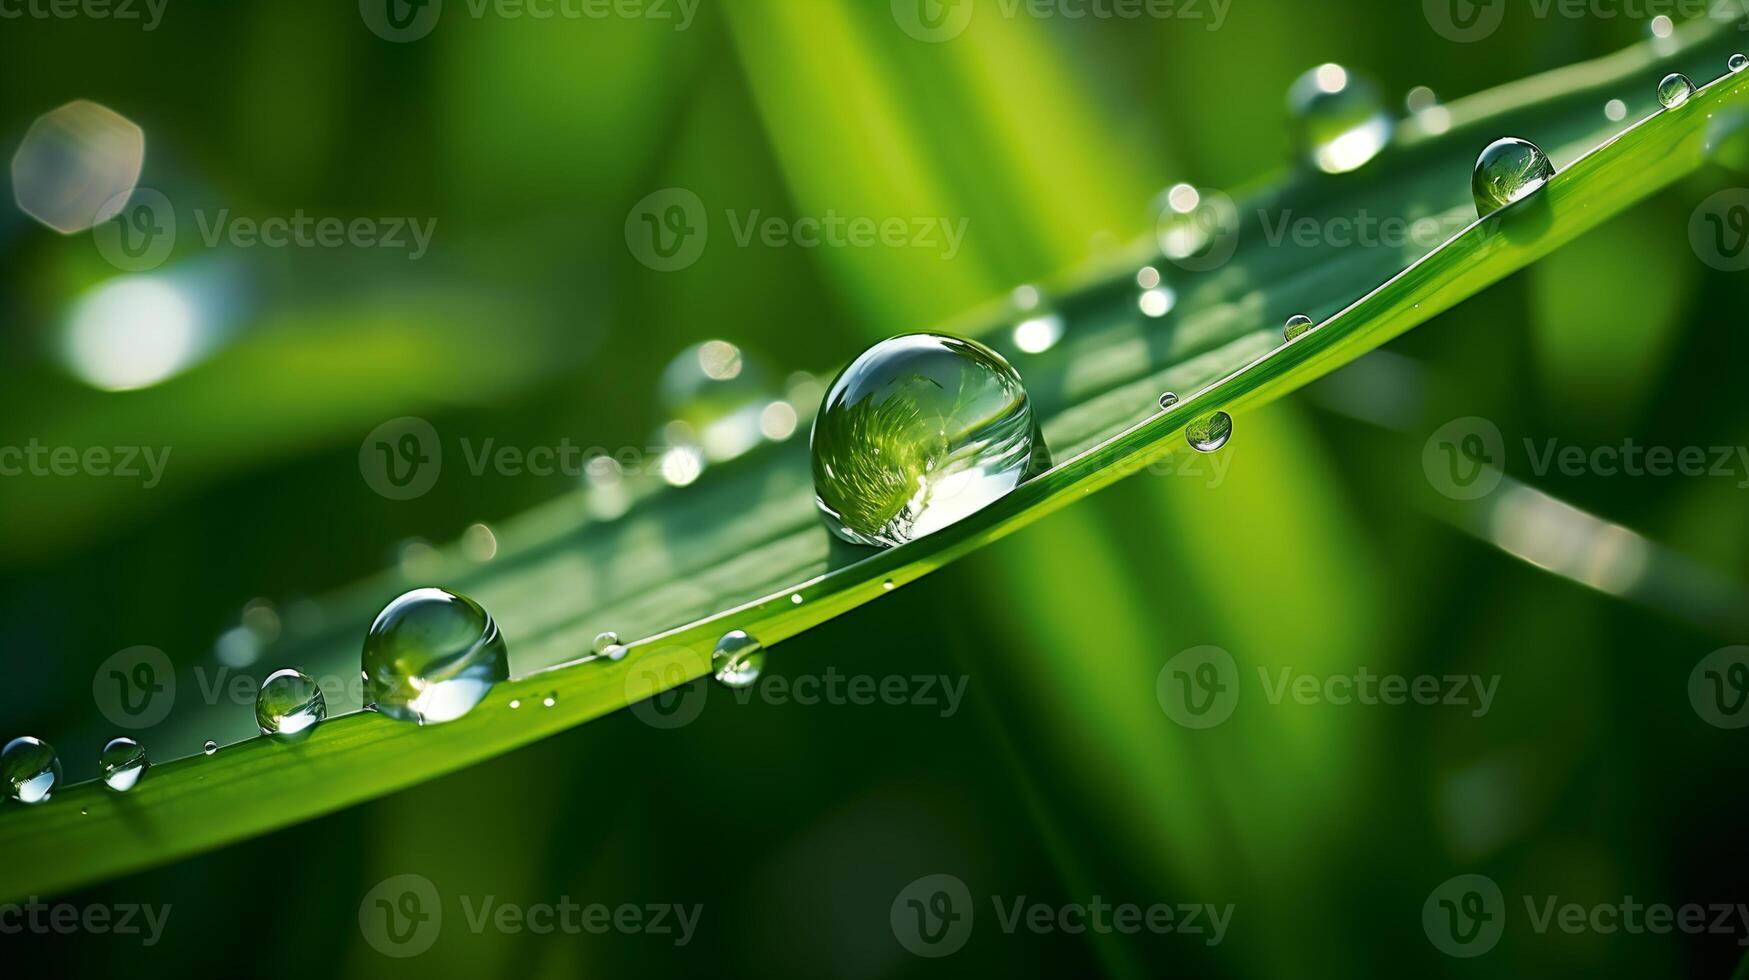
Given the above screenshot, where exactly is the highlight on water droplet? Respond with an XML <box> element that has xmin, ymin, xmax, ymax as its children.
<box><xmin>1471</xmin><ymin>137</ymin><xmax>1556</xmax><ymax>217</ymax></box>
<box><xmin>203</xmin><ymin>740</ymin><xmax>218</xmax><ymax>756</ymax></box>
<box><xmin>362</xmin><ymin>587</ymin><xmax>510</xmax><ymax>725</ymax></box>
<box><xmin>1010</xmin><ymin>285</ymin><xmax>1065</xmax><ymax>355</ymax></box>
<box><xmin>255</xmin><ymin>668</ymin><xmax>328</xmax><ymax>741</ymax></box>
<box><xmin>1186</xmin><ymin>412</ymin><xmax>1234</xmax><ymax>453</ymax></box>
<box><xmin>543</xmin><ymin>692</ymin><xmax>557</xmax><ymax>708</ymax></box>
<box><xmin>810</xmin><ymin>333</ymin><xmax>1048</xmax><ymax>548</ymax></box>
<box><xmin>712</xmin><ymin>630</ymin><xmax>764</xmax><ymax>689</ymax></box>
<box><xmin>1657</xmin><ymin>72</ymin><xmax>1695</xmax><ymax>109</ymax></box>
<box><xmin>1158</xmin><ymin>392</ymin><xmax>1180</xmax><ymax>411</ymax></box>
<box><xmin>2</xmin><ymin>736</ymin><xmax>61</xmax><ymax>805</ymax></box>
<box><xmin>1288</xmin><ymin>63</ymin><xmax>1394</xmax><ymax>174</ymax></box>
<box><xmin>1284</xmin><ymin>314</ymin><xmax>1316</xmax><ymax>341</ymax></box>
<box><xmin>98</xmin><ymin>737</ymin><xmax>148</xmax><ymax>792</ymax></box>
<box><xmin>1731</xmin><ymin>53</ymin><xmax>1749</xmax><ymax>74</ymax></box>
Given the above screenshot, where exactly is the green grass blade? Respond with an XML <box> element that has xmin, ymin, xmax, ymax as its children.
<box><xmin>5</xmin><ymin>22</ymin><xmax>1747</xmax><ymax>902</ymax></box>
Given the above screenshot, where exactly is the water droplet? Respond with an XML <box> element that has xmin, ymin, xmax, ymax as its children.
<box><xmin>660</xmin><ymin>341</ymin><xmax>772</xmax><ymax>463</ymax></box>
<box><xmin>1732</xmin><ymin>54</ymin><xmax>1749</xmax><ymax>74</ymax></box>
<box><xmin>542</xmin><ymin>693</ymin><xmax>557</xmax><ymax>708</ymax></box>
<box><xmin>362</xmin><ymin>588</ymin><xmax>510</xmax><ymax>725</ymax></box>
<box><xmin>203</xmin><ymin>740</ymin><xmax>218</xmax><ymax>756</ymax></box>
<box><xmin>882</xmin><ymin>579</ymin><xmax>896</xmax><ymax>590</ymax></box>
<box><xmin>1158</xmin><ymin>392</ymin><xmax>1180</xmax><ymax>411</ymax></box>
<box><xmin>1658</xmin><ymin>72</ymin><xmax>1696</xmax><ymax>109</ymax></box>
<box><xmin>509</xmin><ymin>699</ymin><xmax>522</xmax><ymax>709</ymax></box>
<box><xmin>98</xmin><ymin>737</ymin><xmax>148</xmax><ymax>792</ymax></box>
<box><xmin>1186</xmin><ymin>412</ymin><xmax>1234</xmax><ymax>453</ymax></box>
<box><xmin>1604</xmin><ymin>99</ymin><xmax>1629</xmax><ymax>122</ymax></box>
<box><xmin>712</xmin><ymin>631</ymin><xmax>764</xmax><ymax>689</ymax></box>
<box><xmin>1471</xmin><ymin>137</ymin><xmax>1556</xmax><ymax>217</ymax></box>
<box><xmin>255</xmin><ymin>668</ymin><xmax>327</xmax><ymax>741</ymax></box>
<box><xmin>789</xmin><ymin>593</ymin><xmax>803</xmax><ymax>605</ymax></box>
<box><xmin>1405</xmin><ymin>85</ymin><xmax>1439</xmax><ymax>114</ymax></box>
<box><xmin>592</xmin><ymin>631</ymin><xmax>620</xmax><ymax>655</ymax></box>
<box><xmin>810</xmin><ymin>333</ymin><xmax>1048</xmax><ymax>548</ymax></box>
<box><xmin>1</xmin><ymin>737</ymin><xmax>61</xmax><ymax>805</ymax></box>
<box><xmin>1284</xmin><ymin>314</ymin><xmax>1315</xmax><ymax>341</ymax></box>
<box><xmin>1289</xmin><ymin>63</ymin><xmax>1394</xmax><ymax>174</ymax></box>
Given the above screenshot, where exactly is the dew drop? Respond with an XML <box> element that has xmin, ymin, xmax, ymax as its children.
<box><xmin>1289</xmin><ymin>63</ymin><xmax>1394</xmax><ymax>174</ymax></box>
<box><xmin>509</xmin><ymin>699</ymin><xmax>521</xmax><ymax>709</ymax></box>
<box><xmin>255</xmin><ymin>668</ymin><xmax>327</xmax><ymax>741</ymax></box>
<box><xmin>1658</xmin><ymin>72</ymin><xmax>1696</xmax><ymax>109</ymax></box>
<box><xmin>543</xmin><ymin>693</ymin><xmax>557</xmax><ymax>708</ymax></box>
<box><xmin>362</xmin><ymin>588</ymin><xmax>510</xmax><ymax>725</ymax></box>
<box><xmin>1158</xmin><ymin>391</ymin><xmax>1180</xmax><ymax>411</ymax></box>
<box><xmin>790</xmin><ymin>593</ymin><xmax>803</xmax><ymax>605</ymax></box>
<box><xmin>1471</xmin><ymin>137</ymin><xmax>1556</xmax><ymax>217</ymax></box>
<box><xmin>712</xmin><ymin>630</ymin><xmax>764</xmax><ymax>689</ymax></box>
<box><xmin>98</xmin><ymin>737</ymin><xmax>148</xmax><ymax>792</ymax></box>
<box><xmin>1732</xmin><ymin>54</ymin><xmax>1749</xmax><ymax>74</ymax></box>
<box><xmin>1186</xmin><ymin>412</ymin><xmax>1234</xmax><ymax>453</ymax></box>
<box><xmin>592</xmin><ymin>631</ymin><xmax>621</xmax><ymax>655</ymax></box>
<box><xmin>660</xmin><ymin>340</ymin><xmax>772</xmax><ymax>463</ymax></box>
<box><xmin>1</xmin><ymin>736</ymin><xmax>61</xmax><ymax>805</ymax></box>
<box><xmin>810</xmin><ymin>333</ymin><xmax>1049</xmax><ymax>548</ymax></box>
<box><xmin>1284</xmin><ymin>314</ymin><xmax>1316</xmax><ymax>341</ymax></box>
<box><xmin>203</xmin><ymin>740</ymin><xmax>218</xmax><ymax>756</ymax></box>
<box><xmin>882</xmin><ymin>579</ymin><xmax>896</xmax><ymax>591</ymax></box>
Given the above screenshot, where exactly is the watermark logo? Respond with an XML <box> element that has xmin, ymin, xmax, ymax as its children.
<box><xmin>626</xmin><ymin>188</ymin><xmax>709</xmax><ymax>272</ymax></box>
<box><xmin>359</xmin><ymin>874</ymin><xmax>443</xmax><ymax>957</ymax></box>
<box><xmin>1690</xmin><ymin>646</ymin><xmax>1749</xmax><ymax>729</ymax></box>
<box><xmin>624</xmin><ymin>647</ymin><xmax>711</xmax><ymax>729</ymax></box>
<box><xmin>360</xmin><ymin>417</ymin><xmax>443</xmax><ymax>500</ymax></box>
<box><xmin>1423</xmin><ymin>874</ymin><xmax>1506</xmax><ymax>957</ymax></box>
<box><xmin>1691</xmin><ymin>189</ymin><xmax>1749</xmax><ymax>272</ymax></box>
<box><xmin>891</xmin><ymin>0</ymin><xmax>974</xmax><ymax>41</ymax></box>
<box><xmin>891</xmin><ymin>874</ymin><xmax>975</xmax><ymax>957</ymax></box>
<box><xmin>1422</xmin><ymin>417</ymin><xmax>1506</xmax><ymax>501</ymax></box>
<box><xmin>361</xmin><ymin>0</ymin><xmax>442</xmax><ymax>41</ymax></box>
<box><xmin>1156</xmin><ymin>645</ymin><xmax>1240</xmax><ymax>729</ymax></box>
<box><xmin>1423</xmin><ymin>0</ymin><xmax>1504</xmax><ymax>42</ymax></box>
<box><xmin>92</xmin><ymin>188</ymin><xmax>176</xmax><ymax>272</ymax></box>
<box><xmin>92</xmin><ymin>645</ymin><xmax>176</xmax><ymax>729</ymax></box>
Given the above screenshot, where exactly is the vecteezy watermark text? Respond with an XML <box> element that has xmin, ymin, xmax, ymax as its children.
<box><xmin>1423</xmin><ymin>874</ymin><xmax>1749</xmax><ymax>957</ymax></box>
<box><xmin>0</xmin><ymin>898</ymin><xmax>171</xmax><ymax>946</ymax></box>
<box><xmin>1422</xmin><ymin>417</ymin><xmax>1749</xmax><ymax>501</ymax></box>
<box><xmin>361</xmin><ymin>0</ymin><xmax>699</xmax><ymax>41</ymax></box>
<box><xmin>890</xmin><ymin>0</ymin><xmax>1231</xmax><ymax>43</ymax></box>
<box><xmin>0</xmin><ymin>0</ymin><xmax>167</xmax><ymax>29</ymax></box>
<box><xmin>0</xmin><ymin>441</ymin><xmax>170</xmax><ymax>488</ymax></box>
<box><xmin>1424</xmin><ymin>0</ymin><xmax>1749</xmax><ymax>44</ymax></box>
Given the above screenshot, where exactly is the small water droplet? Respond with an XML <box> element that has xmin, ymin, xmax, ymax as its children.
<box><xmin>790</xmin><ymin>593</ymin><xmax>803</xmax><ymax>605</ymax></box>
<box><xmin>592</xmin><ymin>631</ymin><xmax>621</xmax><ymax>655</ymax></box>
<box><xmin>255</xmin><ymin>668</ymin><xmax>327</xmax><ymax>741</ymax></box>
<box><xmin>811</xmin><ymin>334</ymin><xmax>1048</xmax><ymax>548</ymax></box>
<box><xmin>1732</xmin><ymin>54</ymin><xmax>1749</xmax><ymax>74</ymax></box>
<box><xmin>1605</xmin><ymin>99</ymin><xmax>1629</xmax><ymax>122</ymax></box>
<box><xmin>543</xmin><ymin>693</ymin><xmax>557</xmax><ymax>708</ymax></box>
<box><xmin>203</xmin><ymin>740</ymin><xmax>218</xmax><ymax>756</ymax></box>
<box><xmin>98</xmin><ymin>737</ymin><xmax>148</xmax><ymax>792</ymax></box>
<box><xmin>362</xmin><ymin>588</ymin><xmax>510</xmax><ymax>725</ymax></box>
<box><xmin>509</xmin><ymin>699</ymin><xmax>521</xmax><ymax>709</ymax></box>
<box><xmin>1289</xmin><ymin>63</ymin><xmax>1394</xmax><ymax>174</ymax></box>
<box><xmin>80</xmin><ymin>807</ymin><xmax>89</xmax><ymax>815</ymax></box>
<box><xmin>1158</xmin><ymin>392</ymin><xmax>1180</xmax><ymax>411</ymax></box>
<box><xmin>712</xmin><ymin>630</ymin><xmax>764</xmax><ymax>689</ymax></box>
<box><xmin>882</xmin><ymin>579</ymin><xmax>896</xmax><ymax>591</ymax></box>
<box><xmin>660</xmin><ymin>340</ymin><xmax>772</xmax><ymax>463</ymax></box>
<box><xmin>1471</xmin><ymin>137</ymin><xmax>1556</xmax><ymax>216</ymax></box>
<box><xmin>1284</xmin><ymin>314</ymin><xmax>1315</xmax><ymax>341</ymax></box>
<box><xmin>1</xmin><ymin>736</ymin><xmax>61</xmax><ymax>805</ymax></box>
<box><xmin>1658</xmin><ymin>72</ymin><xmax>1696</xmax><ymax>109</ymax></box>
<box><xmin>1186</xmin><ymin>412</ymin><xmax>1234</xmax><ymax>453</ymax></box>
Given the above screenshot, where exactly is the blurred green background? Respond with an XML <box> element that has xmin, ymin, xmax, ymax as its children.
<box><xmin>4</xmin><ymin>1</ymin><xmax>1749</xmax><ymax>976</ymax></box>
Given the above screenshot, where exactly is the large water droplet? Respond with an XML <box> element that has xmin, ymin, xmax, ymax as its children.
<box><xmin>2</xmin><ymin>737</ymin><xmax>61</xmax><ymax>804</ymax></box>
<box><xmin>660</xmin><ymin>340</ymin><xmax>772</xmax><ymax>463</ymax></box>
<box><xmin>1471</xmin><ymin>137</ymin><xmax>1556</xmax><ymax>217</ymax></box>
<box><xmin>810</xmin><ymin>333</ymin><xmax>1048</xmax><ymax>548</ymax></box>
<box><xmin>1187</xmin><ymin>412</ymin><xmax>1234</xmax><ymax>453</ymax></box>
<box><xmin>1658</xmin><ymin>72</ymin><xmax>1696</xmax><ymax>109</ymax></box>
<box><xmin>362</xmin><ymin>588</ymin><xmax>510</xmax><ymax>725</ymax></box>
<box><xmin>1289</xmin><ymin>63</ymin><xmax>1394</xmax><ymax>174</ymax></box>
<box><xmin>1731</xmin><ymin>53</ymin><xmax>1748</xmax><ymax>74</ymax></box>
<box><xmin>98</xmin><ymin>737</ymin><xmax>148</xmax><ymax>792</ymax></box>
<box><xmin>255</xmin><ymin>668</ymin><xmax>327</xmax><ymax>741</ymax></box>
<box><xmin>1284</xmin><ymin>314</ymin><xmax>1315</xmax><ymax>341</ymax></box>
<box><xmin>712</xmin><ymin>630</ymin><xmax>764</xmax><ymax>689</ymax></box>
